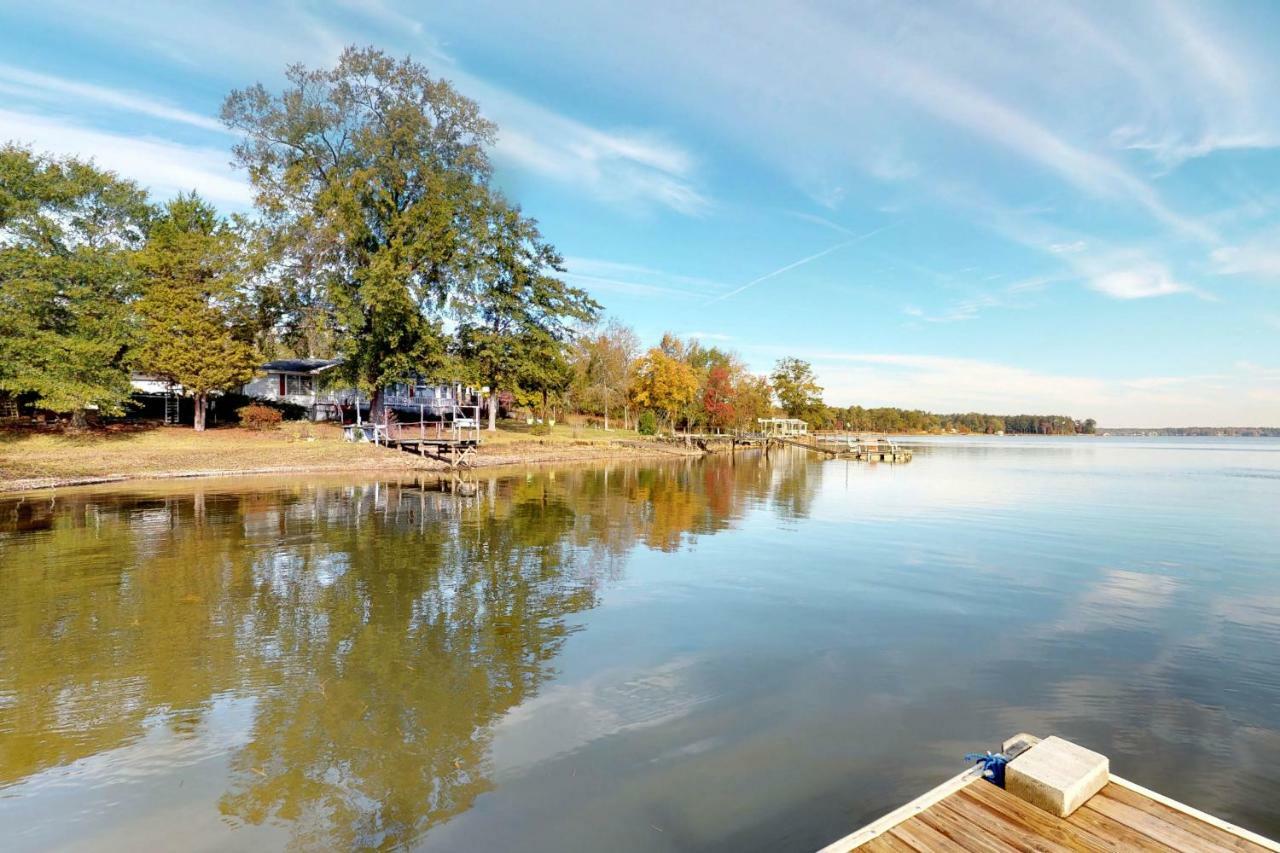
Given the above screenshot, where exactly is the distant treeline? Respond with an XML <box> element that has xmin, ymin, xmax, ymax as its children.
<box><xmin>825</xmin><ymin>407</ymin><xmax>1094</xmax><ymax>435</ymax></box>
<box><xmin>1099</xmin><ymin>427</ymin><xmax>1279</xmax><ymax>437</ymax></box>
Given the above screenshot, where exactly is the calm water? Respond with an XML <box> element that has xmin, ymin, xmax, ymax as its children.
<box><xmin>1</xmin><ymin>437</ymin><xmax>1278</xmax><ymax>850</ymax></box>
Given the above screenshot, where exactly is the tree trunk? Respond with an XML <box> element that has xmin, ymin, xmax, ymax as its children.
<box><xmin>488</xmin><ymin>390</ymin><xmax>498</xmax><ymax>432</ymax></box>
<box><xmin>371</xmin><ymin>388</ymin><xmax>385</xmax><ymax>425</ymax></box>
<box><xmin>70</xmin><ymin>408</ymin><xmax>88</xmax><ymax>431</ymax></box>
<box><xmin>603</xmin><ymin>387</ymin><xmax>610</xmax><ymax>431</ymax></box>
<box><xmin>542</xmin><ymin>389</ymin><xmax>549</xmax><ymax>424</ymax></box>
<box><xmin>194</xmin><ymin>393</ymin><xmax>207</xmax><ymax>432</ymax></box>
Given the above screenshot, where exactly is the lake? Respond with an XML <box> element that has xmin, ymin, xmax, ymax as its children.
<box><xmin>1</xmin><ymin>437</ymin><xmax>1278</xmax><ymax>851</ymax></box>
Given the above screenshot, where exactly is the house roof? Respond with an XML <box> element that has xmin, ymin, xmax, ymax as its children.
<box><xmin>261</xmin><ymin>358</ymin><xmax>341</xmax><ymax>375</ymax></box>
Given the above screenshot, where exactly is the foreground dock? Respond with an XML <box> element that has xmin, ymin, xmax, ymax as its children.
<box><xmin>820</xmin><ymin>734</ymin><xmax>1278</xmax><ymax>852</ymax></box>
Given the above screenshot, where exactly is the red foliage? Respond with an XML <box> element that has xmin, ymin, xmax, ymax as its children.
<box><xmin>703</xmin><ymin>365</ymin><xmax>737</xmax><ymax>430</ymax></box>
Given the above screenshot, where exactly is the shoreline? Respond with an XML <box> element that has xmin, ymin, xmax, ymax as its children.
<box><xmin>0</xmin><ymin>432</ymin><xmax>708</xmax><ymax>495</ymax></box>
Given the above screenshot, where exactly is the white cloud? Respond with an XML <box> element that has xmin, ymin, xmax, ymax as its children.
<box><xmin>0</xmin><ymin>64</ymin><xmax>225</xmax><ymax>133</ymax></box>
<box><xmin>1211</xmin><ymin>243</ymin><xmax>1280</xmax><ymax>280</ymax></box>
<box><xmin>740</xmin><ymin>347</ymin><xmax>1280</xmax><ymax>426</ymax></box>
<box><xmin>0</xmin><ymin>108</ymin><xmax>252</xmax><ymax>208</ymax></box>
<box><xmin>1087</xmin><ymin>265</ymin><xmax>1190</xmax><ymax>300</ymax></box>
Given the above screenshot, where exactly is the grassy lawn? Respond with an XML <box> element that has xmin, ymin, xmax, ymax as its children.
<box><xmin>477</xmin><ymin>420</ymin><xmax>646</xmax><ymax>446</ymax></box>
<box><xmin>0</xmin><ymin>421</ymin><xmax>414</xmax><ymax>484</ymax></box>
<box><xmin>0</xmin><ymin>419</ymin><xmax>666</xmax><ymax>489</ymax></box>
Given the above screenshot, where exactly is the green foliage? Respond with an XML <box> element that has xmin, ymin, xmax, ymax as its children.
<box><xmin>770</xmin><ymin>357</ymin><xmax>824</xmax><ymax>421</ymax></box>
<box><xmin>222</xmin><ymin>47</ymin><xmax>496</xmax><ymax>412</ymax></box>
<box><xmin>134</xmin><ymin>194</ymin><xmax>259</xmax><ymax>430</ymax></box>
<box><xmin>529</xmin><ymin>423</ymin><xmax>552</xmax><ymax>436</ymax></box>
<box><xmin>0</xmin><ymin>145</ymin><xmax>151</xmax><ymax>417</ymax></box>
<box><xmin>829</xmin><ymin>406</ymin><xmax>1089</xmax><ymax>434</ymax></box>
<box><xmin>237</xmin><ymin>403</ymin><xmax>283</xmax><ymax>430</ymax></box>
<box><xmin>637</xmin><ymin>410</ymin><xmax>658</xmax><ymax>435</ymax></box>
<box><xmin>454</xmin><ymin>199</ymin><xmax>599</xmax><ymax>424</ymax></box>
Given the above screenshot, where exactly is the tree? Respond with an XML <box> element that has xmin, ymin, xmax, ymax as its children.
<box><xmin>733</xmin><ymin>372</ymin><xmax>774</xmax><ymax>430</ymax></box>
<box><xmin>134</xmin><ymin>195</ymin><xmax>259</xmax><ymax>431</ymax></box>
<box><xmin>572</xmin><ymin>319</ymin><xmax>639</xmax><ymax>430</ymax></box>
<box><xmin>628</xmin><ymin>348</ymin><xmax>698</xmax><ymax>430</ymax></box>
<box><xmin>222</xmin><ymin>47</ymin><xmax>496</xmax><ymax>423</ymax></box>
<box><xmin>702</xmin><ymin>365</ymin><xmax>736</xmax><ymax>432</ymax></box>
<box><xmin>455</xmin><ymin>199</ymin><xmax>598</xmax><ymax>430</ymax></box>
<box><xmin>0</xmin><ymin>146</ymin><xmax>151</xmax><ymax>425</ymax></box>
<box><xmin>770</xmin><ymin>357</ymin><xmax>824</xmax><ymax>421</ymax></box>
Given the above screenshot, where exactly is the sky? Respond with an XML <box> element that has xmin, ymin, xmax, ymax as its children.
<box><xmin>2</xmin><ymin>1</ymin><xmax>1278</xmax><ymax>426</ymax></box>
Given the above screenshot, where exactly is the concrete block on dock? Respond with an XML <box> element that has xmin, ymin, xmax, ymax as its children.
<box><xmin>1005</xmin><ymin>735</ymin><xmax>1108</xmax><ymax>818</ymax></box>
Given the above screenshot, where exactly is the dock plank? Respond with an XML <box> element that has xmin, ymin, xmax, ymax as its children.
<box><xmin>1094</xmin><ymin>783</ymin><xmax>1269</xmax><ymax>853</ymax></box>
<box><xmin>827</xmin><ymin>778</ymin><xmax>1270</xmax><ymax>852</ymax></box>
<box><xmin>938</xmin><ymin>789</ymin><xmax>1081</xmax><ymax>852</ymax></box>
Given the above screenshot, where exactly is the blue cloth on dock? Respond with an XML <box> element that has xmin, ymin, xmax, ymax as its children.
<box><xmin>964</xmin><ymin>751</ymin><xmax>1010</xmax><ymax>787</ymax></box>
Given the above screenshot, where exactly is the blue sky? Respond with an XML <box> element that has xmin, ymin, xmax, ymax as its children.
<box><xmin>2</xmin><ymin>1</ymin><xmax>1278</xmax><ymax>426</ymax></box>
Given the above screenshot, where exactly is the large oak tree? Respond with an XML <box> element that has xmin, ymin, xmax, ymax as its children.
<box><xmin>222</xmin><ymin>47</ymin><xmax>495</xmax><ymax>422</ymax></box>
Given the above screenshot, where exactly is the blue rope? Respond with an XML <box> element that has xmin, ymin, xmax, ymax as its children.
<box><xmin>964</xmin><ymin>751</ymin><xmax>1010</xmax><ymax>787</ymax></box>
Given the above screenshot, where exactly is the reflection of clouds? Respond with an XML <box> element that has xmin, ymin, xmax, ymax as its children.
<box><xmin>490</xmin><ymin>656</ymin><xmax>716</xmax><ymax>776</ymax></box>
<box><xmin>1213</xmin><ymin>595</ymin><xmax>1280</xmax><ymax>630</ymax></box>
<box><xmin>1057</xmin><ymin>568</ymin><xmax>1181</xmax><ymax>632</ymax></box>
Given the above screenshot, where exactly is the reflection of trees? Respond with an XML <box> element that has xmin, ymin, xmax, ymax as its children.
<box><xmin>0</xmin><ymin>448</ymin><xmax>818</xmax><ymax>848</ymax></box>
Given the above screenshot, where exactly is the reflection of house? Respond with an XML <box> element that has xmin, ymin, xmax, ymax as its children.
<box><xmin>758</xmin><ymin>417</ymin><xmax>808</xmax><ymax>437</ymax></box>
<box><xmin>243</xmin><ymin>359</ymin><xmax>356</xmax><ymax>421</ymax></box>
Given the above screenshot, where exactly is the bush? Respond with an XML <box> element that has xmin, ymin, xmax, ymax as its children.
<box><xmin>238</xmin><ymin>403</ymin><xmax>283</xmax><ymax>431</ymax></box>
<box><xmin>529</xmin><ymin>423</ymin><xmax>552</xmax><ymax>436</ymax></box>
<box><xmin>637</xmin><ymin>410</ymin><xmax>658</xmax><ymax>436</ymax></box>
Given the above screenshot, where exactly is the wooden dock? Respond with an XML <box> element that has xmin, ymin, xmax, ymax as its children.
<box><xmin>820</xmin><ymin>736</ymin><xmax>1278</xmax><ymax>852</ymax></box>
<box><xmin>346</xmin><ymin>419</ymin><xmax>480</xmax><ymax>467</ymax></box>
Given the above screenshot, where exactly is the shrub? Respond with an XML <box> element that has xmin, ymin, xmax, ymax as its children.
<box><xmin>530</xmin><ymin>423</ymin><xmax>552</xmax><ymax>436</ymax></box>
<box><xmin>637</xmin><ymin>410</ymin><xmax>658</xmax><ymax>436</ymax></box>
<box><xmin>238</xmin><ymin>403</ymin><xmax>283</xmax><ymax>431</ymax></box>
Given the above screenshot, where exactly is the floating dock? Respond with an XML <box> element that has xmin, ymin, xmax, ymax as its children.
<box><xmin>819</xmin><ymin>734</ymin><xmax>1278</xmax><ymax>852</ymax></box>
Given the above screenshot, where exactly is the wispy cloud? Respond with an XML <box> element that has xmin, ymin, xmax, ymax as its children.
<box><xmin>707</xmin><ymin>224</ymin><xmax>893</xmax><ymax>305</ymax></box>
<box><xmin>0</xmin><ymin>64</ymin><xmax>224</xmax><ymax>132</ymax></box>
<box><xmin>1211</xmin><ymin>241</ymin><xmax>1280</xmax><ymax>281</ymax></box>
<box><xmin>563</xmin><ymin>257</ymin><xmax>727</xmax><ymax>301</ymax></box>
<box><xmin>0</xmin><ymin>108</ymin><xmax>251</xmax><ymax>208</ymax></box>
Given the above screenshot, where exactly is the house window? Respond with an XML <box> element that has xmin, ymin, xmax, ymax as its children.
<box><xmin>285</xmin><ymin>374</ymin><xmax>313</xmax><ymax>396</ymax></box>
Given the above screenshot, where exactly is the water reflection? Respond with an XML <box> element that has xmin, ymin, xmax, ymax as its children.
<box><xmin>0</xmin><ymin>451</ymin><xmax>815</xmax><ymax>849</ymax></box>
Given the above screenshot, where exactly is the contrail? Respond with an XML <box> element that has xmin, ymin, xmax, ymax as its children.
<box><xmin>705</xmin><ymin>223</ymin><xmax>893</xmax><ymax>305</ymax></box>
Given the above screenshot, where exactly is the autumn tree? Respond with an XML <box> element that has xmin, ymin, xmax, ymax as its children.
<box><xmin>222</xmin><ymin>47</ymin><xmax>495</xmax><ymax>422</ymax></box>
<box><xmin>571</xmin><ymin>319</ymin><xmax>640</xmax><ymax>429</ymax></box>
<box><xmin>733</xmin><ymin>372</ymin><xmax>774</xmax><ymax>430</ymax></box>
<box><xmin>454</xmin><ymin>199</ymin><xmax>598</xmax><ymax>430</ymax></box>
<box><xmin>702</xmin><ymin>364</ymin><xmax>736</xmax><ymax>432</ymax></box>
<box><xmin>628</xmin><ymin>348</ymin><xmax>698</xmax><ymax>430</ymax></box>
<box><xmin>0</xmin><ymin>146</ymin><xmax>151</xmax><ymax>426</ymax></box>
<box><xmin>134</xmin><ymin>194</ymin><xmax>259</xmax><ymax>431</ymax></box>
<box><xmin>771</xmin><ymin>357</ymin><xmax>825</xmax><ymax>422</ymax></box>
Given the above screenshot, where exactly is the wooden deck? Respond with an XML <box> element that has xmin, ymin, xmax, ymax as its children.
<box><xmin>825</xmin><ymin>772</ymin><xmax>1277</xmax><ymax>852</ymax></box>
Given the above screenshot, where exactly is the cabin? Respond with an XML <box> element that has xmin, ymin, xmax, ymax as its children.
<box><xmin>242</xmin><ymin>359</ymin><xmax>357</xmax><ymax>421</ymax></box>
<box><xmin>757</xmin><ymin>417</ymin><xmax>809</xmax><ymax>437</ymax></box>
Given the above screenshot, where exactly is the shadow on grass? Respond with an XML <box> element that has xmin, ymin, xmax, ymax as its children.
<box><xmin>0</xmin><ymin>420</ymin><xmax>166</xmax><ymax>446</ymax></box>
